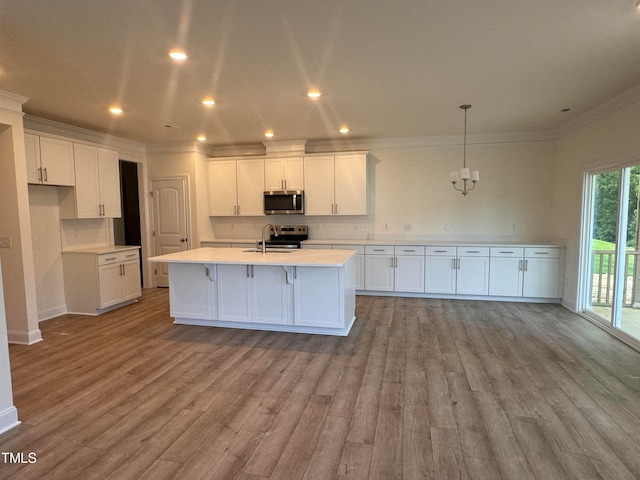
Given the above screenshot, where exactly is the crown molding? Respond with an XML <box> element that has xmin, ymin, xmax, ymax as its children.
<box><xmin>23</xmin><ymin>115</ymin><xmax>146</xmax><ymax>159</ymax></box>
<box><xmin>0</xmin><ymin>90</ymin><xmax>28</xmax><ymax>114</ymax></box>
<box><xmin>556</xmin><ymin>82</ymin><xmax>640</xmax><ymax>138</ymax></box>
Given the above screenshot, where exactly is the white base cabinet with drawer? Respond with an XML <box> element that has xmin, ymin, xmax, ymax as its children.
<box><xmin>425</xmin><ymin>246</ymin><xmax>489</xmax><ymax>296</ymax></box>
<box><xmin>365</xmin><ymin>245</ymin><xmax>425</xmax><ymax>293</ymax></box>
<box><xmin>63</xmin><ymin>248</ymin><xmax>141</xmax><ymax>315</ymax></box>
<box><xmin>489</xmin><ymin>247</ymin><xmax>562</xmax><ymax>299</ymax></box>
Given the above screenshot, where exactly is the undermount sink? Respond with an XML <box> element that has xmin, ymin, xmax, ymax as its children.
<box><xmin>243</xmin><ymin>248</ymin><xmax>295</xmax><ymax>253</ymax></box>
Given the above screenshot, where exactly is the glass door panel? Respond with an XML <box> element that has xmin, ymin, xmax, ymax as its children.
<box><xmin>587</xmin><ymin>170</ymin><xmax>620</xmax><ymax>323</ymax></box>
<box><xmin>619</xmin><ymin>166</ymin><xmax>640</xmax><ymax>340</ymax></box>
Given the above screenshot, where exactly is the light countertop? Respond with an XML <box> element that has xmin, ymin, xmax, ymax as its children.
<box><xmin>149</xmin><ymin>247</ymin><xmax>355</xmax><ymax>267</ymax></box>
<box><xmin>62</xmin><ymin>245</ymin><xmax>141</xmax><ymax>255</ymax></box>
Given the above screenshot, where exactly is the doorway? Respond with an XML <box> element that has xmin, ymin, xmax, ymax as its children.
<box><xmin>150</xmin><ymin>177</ymin><xmax>190</xmax><ymax>287</ymax></box>
<box><xmin>114</xmin><ymin>160</ymin><xmax>143</xmax><ymax>283</ymax></box>
<box><xmin>582</xmin><ymin>166</ymin><xmax>640</xmax><ymax>342</ymax></box>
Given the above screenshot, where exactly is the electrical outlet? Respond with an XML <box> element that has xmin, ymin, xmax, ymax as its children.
<box><xmin>383</xmin><ymin>223</ymin><xmax>388</xmax><ymax>231</ymax></box>
<box><xmin>512</xmin><ymin>224</ymin><xmax>518</xmax><ymax>232</ymax></box>
<box><xmin>0</xmin><ymin>236</ymin><xmax>11</xmax><ymax>248</ymax></box>
<box><xmin>404</xmin><ymin>224</ymin><xmax>411</xmax><ymax>231</ymax></box>
<box><xmin>444</xmin><ymin>223</ymin><xmax>450</xmax><ymax>231</ymax></box>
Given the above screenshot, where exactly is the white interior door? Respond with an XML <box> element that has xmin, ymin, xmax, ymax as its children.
<box><xmin>151</xmin><ymin>178</ymin><xmax>189</xmax><ymax>287</ymax></box>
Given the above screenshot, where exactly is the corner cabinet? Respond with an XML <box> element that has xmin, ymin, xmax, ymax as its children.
<box><xmin>62</xmin><ymin>247</ymin><xmax>141</xmax><ymax>315</ymax></box>
<box><xmin>58</xmin><ymin>145</ymin><xmax>121</xmax><ymax>218</ymax></box>
<box><xmin>208</xmin><ymin>158</ymin><xmax>265</xmax><ymax>216</ymax></box>
<box><xmin>304</xmin><ymin>153</ymin><xmax>367</xmax><ymax>215</ymax></box>
<box><xmin>25</xmin><ymin>134</ymin><xmax>75</xmax><ymax>186</ymax></box>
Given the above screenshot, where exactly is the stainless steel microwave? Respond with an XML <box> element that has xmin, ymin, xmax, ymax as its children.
<box><xmin>264</xmin><ymin>190</ymin><xmax>305</xmax><ymax>215</ymax></box>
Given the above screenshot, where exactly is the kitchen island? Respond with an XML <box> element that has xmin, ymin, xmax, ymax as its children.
<box><xmin>148</xmin><ymin>247</ymin><xmax>357</xmax><ymax>336</ymax></box>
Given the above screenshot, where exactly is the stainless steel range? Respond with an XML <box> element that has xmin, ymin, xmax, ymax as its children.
<box><xmin>259</xmin><ymin>225</ymin><xmax>308</xmax><ymax>249</ymax></box>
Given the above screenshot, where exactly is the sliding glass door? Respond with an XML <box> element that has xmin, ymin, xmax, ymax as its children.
<box><xmin>584</xmin><ymin>166</ymin><xmax>640</xmax><ymax>341</ymax></box>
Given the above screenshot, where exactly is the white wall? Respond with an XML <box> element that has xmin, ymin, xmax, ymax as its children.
<box><xmin>205</xmin><ymin>139</ymin><xmax>558</xmax><ymax>244</ymax></box>
<box><xmin>0</xmin><ymin>93</ymin><xmax>41</xmax><ymax>345</ymax></box>
<box><xmin>0</xmin><ymin>259</ymin><xmax>20</xmax><ymax>434</ymax></box>
<box><xmin>28</xmin><ymin>185</ymin><xmax>66</xmax><ymax>320</ymax></box>
<box><xmin>551</xmin><ymin>97</ymin><xmax>640</xmax><ymax>310</ymax></box>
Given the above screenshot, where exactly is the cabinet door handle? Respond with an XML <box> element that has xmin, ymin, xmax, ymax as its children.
<box><xmin>533</xmin><ymin>252</ymin><xmax>550</xmax><ymax>255</ymax></box>
<box><xmin>237</xmin><ymin>205</ymin><xmax>241</xmax><ymax>215</ymax></box>
<box><xmin>500</xmin><ymin>251</ymin><xmax>514</xmax><ymax>254</ymax></box>
<box><xmin>524</xmin><ymin>259</ymin><xmax>528</xmax><ymax>271</ymax></box>
<box><xmin>283</xmin><ymin>179</ymin><xmax>287</xmax><ymax>190</ymax></box>
<box><xmin>105</xmin><ymin>257</ymin><xmax>116</xmax><ymax>261</ymax></box>
<box><xmin>434</xmin><ymin>250</ymin><xmax>448</xmax><ymax>253</ymax></box>
<box><xmin>335</xmin><ymin>203</ymin><xmax>338</xmax><ymax>214</ymax></box>
<box><xmin>457</xmin><ymin>258</ymin><xmax>461</xmax><ymax>270</ymax></box>
<box><xmin>205</xmin><ymin>267</ymin><xmax>210</xmax><ymax>278</ymax></box>
<box><xmin>247</xmin><ymin>265</ymin><xmax>250</xmax><ymax>278</ymax></box>
<box><xmin>294</xmin><ymin>266</ymin><xmax>297</xmax><ymax>279</ymax></box>
<box><xmin>518</xmin><ymin>259</ymin><xmax>523</xmax><ymax>271</ymax></box>
<box><xmin>37</xmin><ymin>167</ymin><xmax>43</xmax><ymax>182</ymax></box>
<box><xmin>466</xmin><ymin>250</ymin><xmax>480</xmax><ymax>254</ymax></box>
<box><xmin>403</xmin><ymin>249</ymin><xmax>416</xmax><ymax>253</ymax></box>
<box><xmin>43</xmin><ymin>167</ymin><xmax>48</xmax><ymax>183</ymax></box>
<box><xmin>126</xmin><ymin>253</ymin><xmax>137</xmax><ymax>258</ymax></box>
<box><xmin>452</xmin><ymin>258</ymin><xmax>456</xmax><ymax>269</ymax></box>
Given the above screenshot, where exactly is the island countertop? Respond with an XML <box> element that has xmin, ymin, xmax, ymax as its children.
<box><xmin>148</xmin><ymin>247</ymin><xmax>355</xmax><ymax>267</ymax></box>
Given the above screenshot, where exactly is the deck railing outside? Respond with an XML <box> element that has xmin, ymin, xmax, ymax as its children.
<box><xmin>591</xmin><ymin>249</ymin><xmax>639</xmax><ymax>306</ymax></box>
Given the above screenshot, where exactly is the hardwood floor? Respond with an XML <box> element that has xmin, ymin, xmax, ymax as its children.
<box><xmin>2</xmin><ymin>289</ymin><xmax>640</xmax><ymax>479</ymax></box>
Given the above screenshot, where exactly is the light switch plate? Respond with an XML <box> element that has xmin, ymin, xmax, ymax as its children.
<box><xmin>0</xmin><ymin>236</ymin><xmax>11</xmax><ymax>248</ymax></box>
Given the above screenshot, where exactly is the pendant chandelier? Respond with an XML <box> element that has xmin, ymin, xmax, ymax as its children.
<box><xmin>450</xmin><ymin>104</ymin><xmax>479</xmax><ymax>196</ymax></box>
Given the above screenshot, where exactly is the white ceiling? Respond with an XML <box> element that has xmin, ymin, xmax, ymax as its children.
<box><xmin>1</xmin><ymin>0</ymin><xmax>639</xmax><ymax>147</ymax></box>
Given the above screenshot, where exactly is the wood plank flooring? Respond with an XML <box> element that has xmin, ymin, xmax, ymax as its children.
<box><xmin>2</xmin><ymin>289</ymin><xmax>640</xmax><ymax>479</ymax></box>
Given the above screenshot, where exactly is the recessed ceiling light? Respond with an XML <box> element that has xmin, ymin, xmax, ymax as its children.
<box><xmin>201</xmin><ymin>98</ymin><xmax>215</xmax><ymax>106</ymax></box>
<box><xmin>339</xmin><ymin>126</ymin><xmax>350</xmax><ymax>134</ymax></box>
<box><xmin>264</xmin><ymin>130</ymin><xmax>274</xmax><ymax>138</ymax></box>
<box><xmin>197</xmin><ymin>135</ymin><xmax>207</xmax><ymax>142</ymax></box>
<box><xmin>168</xmin><ymin>49</ymin><xmax>188</xmax><ymax>61</ymax></box>
<box><xmin>307</xmin><ymin>89</ymin><xmax>322</xmax><ymax>99</ymax></box>
<box><xmin>109</xmin><ymin>106</ymin><xmax>123</xmax><ymax>115</ymax></box>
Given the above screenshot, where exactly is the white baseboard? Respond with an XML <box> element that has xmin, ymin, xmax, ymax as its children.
<box><xmin>7</xmin><ymin>329</ymin><xmax>42</xmax><ymax>345</ymax></box>
<box><xmin>38</xmin><ymin>305</ymin><xmax>67</xmax><ymax>322</ymax></box>
<box><xmin>0</xmin><ymin>406</ymin><xmax>20</xmax><ymax>435</ymax></box>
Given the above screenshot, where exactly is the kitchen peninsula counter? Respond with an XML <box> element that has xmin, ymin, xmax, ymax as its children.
<box><xmin>149</xmin><ymin>248</ymin><xmax>356</xmax><ymax>336</ymax></box>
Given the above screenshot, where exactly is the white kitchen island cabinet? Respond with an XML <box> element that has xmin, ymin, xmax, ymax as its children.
<box><xmin>149</xmin><ymin>248</ymin><xmax>357</xmax><ymax>336</ymax></box>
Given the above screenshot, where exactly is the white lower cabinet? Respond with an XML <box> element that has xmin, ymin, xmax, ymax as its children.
<box><xmin>293</xmin><ymin>266</ymin><xmax>342</xmax><ymax>327</ymax></box>
<box><xmin>169</xmin><ymin>263</ymin><xmax>216</xmax><ymax>320</ymax></box>
<box><xmin>425</xmin><ymin>246</ymin><xmax>489</xmax><ymax>295</ymax></box>
<box><xmin>63</xmin><ymin>248</ymin><xmax>141</xmax><ymax>314</ymax></box>
<box><xmin>522</xmin><ymin>248</ymin><xmax>561</xmax><ymax>298</ymax></box>
<box><xmin>456</xmin><ymin>248</ymin><xmax>490</xmax><ymax>296</ymax></box>
<box><xmin>489</xmin><ymin>247</ymin><xmax>561</xmax><ymax>298</ymax></box>
<box><xmin>217</xmin><ymin>264</ymin><xmax>290</xmax><ymax>324</ymax></box>
<box><xmin>364</xmin><ymin>246</ymin><xmax>395</xmax><ymax>291</ymax></box>
<box><xmin>364</xmin><ymin>245</ymin><xmax>425</xmax><ymax>292</ymax></box>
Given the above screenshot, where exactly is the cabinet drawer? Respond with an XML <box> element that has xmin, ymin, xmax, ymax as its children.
<box><xmin>457</xmin><ymin>247</ymin><xmax>490</xmax><ymax>257</ymax></box>
<box><xmin>525</xmin><ymin>247</ymin><xmax>559</xmax><ymax>259</ymax></box>
<box><xmin>98</xmin><ymin>249</ymin><xmax>140</xmax><ymax>265</ymax></box>
<box><xmin>426</xmin><ymin>246</ymin><xmax>456</xmax><ymax>256</ymax></box>
<box><xmin>337</xmin><ymin>245</ymin><xmax>365</xmax><ymax>254</ymax></box>
<box><xmin>394</xmin><ymin>246</ymin><xmax>425</xmax><ymax>256</ymax></box>
<box><xmin>490</xmin><ymin>247</ymin><xmax>524</xmax><ymax>258</ymax></box>
<box><xmin>365</xmin><ymin>245</ymin><xmax>394</xmax><ymax>255</ymax></box>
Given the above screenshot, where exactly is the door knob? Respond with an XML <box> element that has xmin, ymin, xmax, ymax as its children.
<box><xmin>180</xmin><ymin>238</ymin><xmax>187</xmax><ymax>243</ymax></box>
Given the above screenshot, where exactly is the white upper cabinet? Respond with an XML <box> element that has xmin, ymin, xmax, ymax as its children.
<box><xmin>208</xmin><ymin>158</ymin><xmax>265</xmax><ymax>217</ymax></box>
<box><xmin>25</xmin><ymin>134</ymin><xmax>75</xmax><ymax>186</ymax></box>
<box><xmin>304</xmin><ymin>153</ymin><xmax>367</xmax><ymax>215</ymax></box>
<box><xmin>59</xmin><ymin>144</ymin><xmax>121</xmax><ymax>218</ymax></box>
<box><xmin>264</xmin><ymin>157</ymin><xmax>304</xmax><ymax>191</ymax></box>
